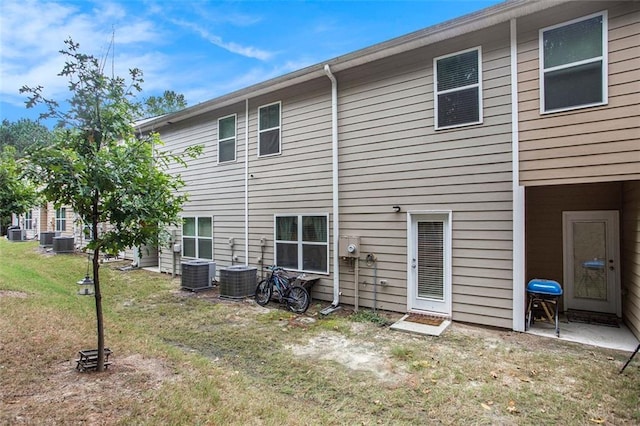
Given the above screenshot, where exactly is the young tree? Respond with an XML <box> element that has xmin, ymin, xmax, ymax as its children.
<box><xmin>21</xmin><ymin>39</ymin><xmax>200</xmax><ymax>371</ymax></box>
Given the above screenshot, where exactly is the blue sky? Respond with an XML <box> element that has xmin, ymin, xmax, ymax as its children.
<box><xmin>0</xmin><ymin>0</ymin><xmax>503</xmax><ymax>125</ymax></box>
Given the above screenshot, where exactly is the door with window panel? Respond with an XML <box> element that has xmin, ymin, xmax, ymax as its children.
<box><xmin>408</xmin><ymin>213</ymin><xmax>451</xmax><ymax>315</ymax></box>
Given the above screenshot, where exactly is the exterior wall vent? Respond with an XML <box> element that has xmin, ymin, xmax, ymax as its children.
<box><xmin>181</xmin><ymin>260</ymin><xmax>215</xmax><ymax>292</ymax></box>
<box><xmin>219</xmin><ymin>265</ymin><xmax>257</xmax><ymax>299</ymax></box>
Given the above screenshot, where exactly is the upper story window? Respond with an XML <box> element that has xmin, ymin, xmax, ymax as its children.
<box><xmin>434</xmin><ymin>47</ymin><xmax>482</xmax><ymax>130</ymax></box>
<box><xmin>540</xmin><ymin>11</ymin><xmax>608</xmax><ymax>113</ymax></box>
<box><xmin>182</xmin><ymin>216</ymin><xmax>213</xmax><ymax>260</ymax></box>
<box><xmin>55</xmin><ymin>208</ymin><xmax>66</xmax><ymax>232</ymax></box>
<box><xmin>218</xmin><ymin>114</ymin><xmax>236</xmax><ymax>163</ymax></box>
<box><xmin>24</xmin><ymin>210</ymin><xmax>33</xmax><ymax>230</ymax></box>
<box><xmin>258</xmin><ymin>102</ymin><xmax>281</xmax><ymax>157</ymax></box>
<box><xmin>275</xmin><ymin>214</ymin><xmax>328</xmax><ymax>274</ymax></box>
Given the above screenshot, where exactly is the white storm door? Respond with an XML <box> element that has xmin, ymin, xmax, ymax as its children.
<box><xmin>563</xmin><ymin>211</ymin><xmax>620</xmax><ymax>315</ymax></box>
<box><xmin>408</xmin><ymin>212</ymin><xmax>452</xmax><ymax>315</ymax></box>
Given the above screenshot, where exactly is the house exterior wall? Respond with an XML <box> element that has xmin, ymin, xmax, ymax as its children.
<box><xmin>336</xmin><ymin>23</ymin><xmax>514</xmax><ymax>328</ymax></box>
<box><xmin>622</xmin><ymin>180</ymin><xmax>640</xmax><ymax>337</ymax></box>
<box><xmin>156</xmin><ymin>104</ymin><xmax>248</xmax><ymax>277</ymax></box>
<box><xmin>517</xmin><ymin>1</ymin><xmax>640</xmax><ymax>186</ymax></box>
<box><xmin>246</xmin><ymin>80</ymin><xmax>334</xmax><ymax>295</ymax></box>
<box><xmin>141</xmin><ymin>0</ymin><xmax>638</xmax><ymax>334</ymax></box>
<box><xmin>42</xmin><ymin>202</ymin><xmax>74</xmax><ymax>238</ymax></box>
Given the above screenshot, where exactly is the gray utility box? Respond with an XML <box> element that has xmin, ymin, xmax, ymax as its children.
<box><xmin>219</xmin><ymin>265</ymin><xmax>257</xmax><ymax>299</ymax></box>
<box><xmin>53</xmin><ymin>236</ymin><xmax>75</xmax><ymax>254</ymax></box>
<box><xmin>181</xmin><ymin>260</ymin><xmax>215</xmax><ymax>292</ymax></box>
<box><xmin>40</xmin><ymin>231</ymin><xmax>59</xmax><ymax>247</ymax></box>
<box><xmin>8</xmin><ymin>229</ymin><xmax>26</xmax><ymax>242</ymax></box>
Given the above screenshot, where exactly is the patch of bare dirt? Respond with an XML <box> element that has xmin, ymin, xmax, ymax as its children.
<box><xmin>289</xmin><ymin>331</ymin><xmax>408</xmax><ymax>383</ymax></box>
<box><xmin>2</xmin><ymin>354</ymin><xmax>178</xmax><ymax>425</ymax></box>
<box><xmin>0</xmin><ymin>290</ymin><xmax>28</xmax><ymax>298</ymax></box>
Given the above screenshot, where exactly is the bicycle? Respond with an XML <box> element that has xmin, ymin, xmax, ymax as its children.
<box><xmin>255</xmin><ymin>265</ymin><xmax>310</xmax><ymax>313</ymax></box>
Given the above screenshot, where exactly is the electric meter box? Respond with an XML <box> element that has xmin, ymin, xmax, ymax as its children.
<box><xmin>339</xmin><ymin>235</ymin><xmax>360</xmax><ymax>258</ymax></box>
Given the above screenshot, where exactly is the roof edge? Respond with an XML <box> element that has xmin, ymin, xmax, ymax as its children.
<box><xmin>137</xmin><ymin>0</ymin><xmax>569</xmax><ymax>132</ymax></box>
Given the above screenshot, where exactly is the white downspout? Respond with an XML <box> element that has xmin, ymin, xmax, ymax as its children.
<box><xmin>324</xmin><ymin>64</ymin><xmax>340</xmax><ymax>308</ymax></box>
<box><xmin>511</xmin><ymin>18</ymin><xmax>526</xmax><ymax>332</ymax></box>
<box><xmin>245</xmin><ymin>98</ymin><xmax>250</xmax><ymax>265</ymax></box>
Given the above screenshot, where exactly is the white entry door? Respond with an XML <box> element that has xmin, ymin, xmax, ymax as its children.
<box><xmin>408</xmin><ymin>212</ymin><xmax>451</xmax><ymax>315</ymax></box>
<box><xmin>562</xmin><ymin>211</ymin><xmax>620</xmax><ymax>316</ymax></box>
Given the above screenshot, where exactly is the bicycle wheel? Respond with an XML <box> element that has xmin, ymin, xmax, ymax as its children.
<box><xmin>287</xmin><ymin>285</ymin><xmax>310</xmax><ymax>314</ymax></box>
<box><xmin>255</xmin><ymin>279</ymin><xmax>272</xmax><ymax>306</ymax></box>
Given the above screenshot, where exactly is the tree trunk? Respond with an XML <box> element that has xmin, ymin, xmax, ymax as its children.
<box><xmin>93</xmin><ymin>246</ymin><xmax>105</xmax><ymax>372</ymax></box>
<box><xmin>92</xmin><ymin>199</ymin><xmax>105</xmax><ymax>372</ymax></box>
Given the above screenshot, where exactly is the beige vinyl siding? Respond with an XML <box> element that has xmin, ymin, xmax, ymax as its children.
<box><xmin>47</xmin><ymin>203</ymin><xmax>74</xmax><ymax>238</ymax></box>
<box><xmin>38</xmin><ymin>207</ymin><xmax>48</xmax><ymax>234</ymax></box>
<box><xmin>517</xmin><ymin>1</ymin><xmax>640</xmax><ymax>186</ymax></box>
<box><xmin>336</xmin><ymin>22</ymin><xmax>514</xmax><ymax>328</ymax></box>
<box><xmin>622</xmin><ymin>180</ymin><xmax>640</xmax><ymax>337</ymax></box>
<box><xmin>247</xmin><ymin>78</ymin><xmax>334</xmax><ymax>294</ymax></box>
<box><xmin>157</xmin><ymin>105</ymin><xmax>247</xmax><ymax>275</ymax></box>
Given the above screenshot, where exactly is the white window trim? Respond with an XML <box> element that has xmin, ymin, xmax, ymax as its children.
<box><xmin>257</xmin><ymin>101</ymin><xmax>282</xmax><ymax>157</ymax></box>
<box><xmin>539</xmin><ymin>10</ymin><xmax>608</xmax><ymax>114</ymax></box>
<box><xmin>181</xmin><ymin>216</ymin><xmax>214</xmax><ymax>260</ymax></box>
<box><xmin>24</xmin><ymin>210</ymin><xmax>33</xmax><ymax>230</ymax></box>
<box><xmin>55</xmin><ymin>208</ymin><xmax>66</xmax><ymax>232</ymax></box>
<box><xmin>274</xmin><ymin>213</ymin><xmax>329</xmax><ymax>274</ymax></box>
<box><xmin>433</xmin><ymin>46</ymin><xmax>483</xmax><ymax>130</ymax></box>
<box><xmin>217</xmin><ymin>113</ymin><xmax>237</xmax><ymax>164</ymax></box>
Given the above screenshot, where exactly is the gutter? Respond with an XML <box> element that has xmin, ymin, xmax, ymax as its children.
<box><xmin>323</xmin><ymin>64</ymin><xmax>341</xmax><ymax>313</ymax></box>
<box><xmin>245</xmin><ymin>98</ymin><xmax>250</xmax><ymax>264</ymax></box>
<box><xmin>510</xmin><ymin>18</ymin><xmax>526</xmax><ymax>332</ymax></box>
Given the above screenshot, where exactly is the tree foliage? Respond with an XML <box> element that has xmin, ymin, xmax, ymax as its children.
<box><xmin>0</xmin><ymin>119</ymin><xmax>52</xmax><ymax>158</ymax></box>
<box><xmin>140</xmin><ymin>90</ymin><xmax>187</xmax><ymax>119</ymax></box>
<box><xmin>21</xmin><ymin>38</ymin><xmax>200</xmax><ymax>371</ymax></box>
<box><xmin>0</xmin><ymin>146</ymin><xmax>40</xmax><ymax>229</ymax></box>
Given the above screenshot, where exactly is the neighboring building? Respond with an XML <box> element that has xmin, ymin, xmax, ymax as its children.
<box><xmin>137</xmin><ymin>0</ymin><xmax>640</xmax><ymax>338</ymax></box>
<box><xmin>12</xmin><ymin>203</ymin><xmax>74</xmax><ymax>240</ymax></box>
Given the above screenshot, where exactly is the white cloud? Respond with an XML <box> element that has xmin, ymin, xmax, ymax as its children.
<box><xmin>170</xmin><ymin>18</ymin><xmax>274</xmax><ymax>61</ymax></box>
<box><xmin>0</xmin><ymin>0</ymin><xmax>163</xmax><ymax>107</ymax></box>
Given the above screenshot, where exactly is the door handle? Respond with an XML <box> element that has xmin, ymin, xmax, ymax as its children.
<box><xmin>411</xmin><ymin>258</ymin><xmax>416</xmax><ymax>269</ymax></box>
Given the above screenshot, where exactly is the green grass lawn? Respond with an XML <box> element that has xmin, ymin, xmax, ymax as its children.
<box><xmin>1</xmin><ymin>239</ymin><xmax>638</xmax><ymax>425</ymax></box>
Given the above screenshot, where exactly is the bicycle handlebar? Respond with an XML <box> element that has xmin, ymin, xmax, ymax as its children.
<box><xmin>265</xmin><ymin>265</ymin><xmax>284</xmax><ymax>272</ymax></box>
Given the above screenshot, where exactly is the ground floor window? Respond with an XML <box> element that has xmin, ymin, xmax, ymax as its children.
<box><xmin>182</xmin><ymin>216</ymin><xmax>213</xmax><ymax>260</ymax></box>
<box><xmin>24</xmin><ymin>210</ymin><xmax>33</xmax><ymax>230</ymax></box>
<box><xmin>275</xmin><ymin>214</ymin><xmax>328</xmax><ymax>273</ymax></box>
<box><xmin>55</xmin><ymin>208</ymin><xmax>66</xmax><ymax>232</ymax></box>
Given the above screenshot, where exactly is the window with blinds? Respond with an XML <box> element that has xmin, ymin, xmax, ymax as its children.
<box><xmin>434</xmin><ymin>47</ymin><xmax>482</xmax><ymax>129</ymax></box>
<box><xmin>275</xmin><ymin>214</ymin><xmax>328</xmax><ymax>273</ymax></box>
<box><xmin>258</xmin><ymin>102</ymin><xmax>281</xmax><ymax>157</ymax></box>
<box><xmin>417</xmin><ymin>221</ymin><xmax>444</xmax><ymax>300</ymax></box>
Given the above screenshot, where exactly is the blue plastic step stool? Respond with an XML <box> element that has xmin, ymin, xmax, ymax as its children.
<box><xmin>526</xmin><ymin>279</ymin><xmax>563</xmax><ymax>337</ymax></box>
